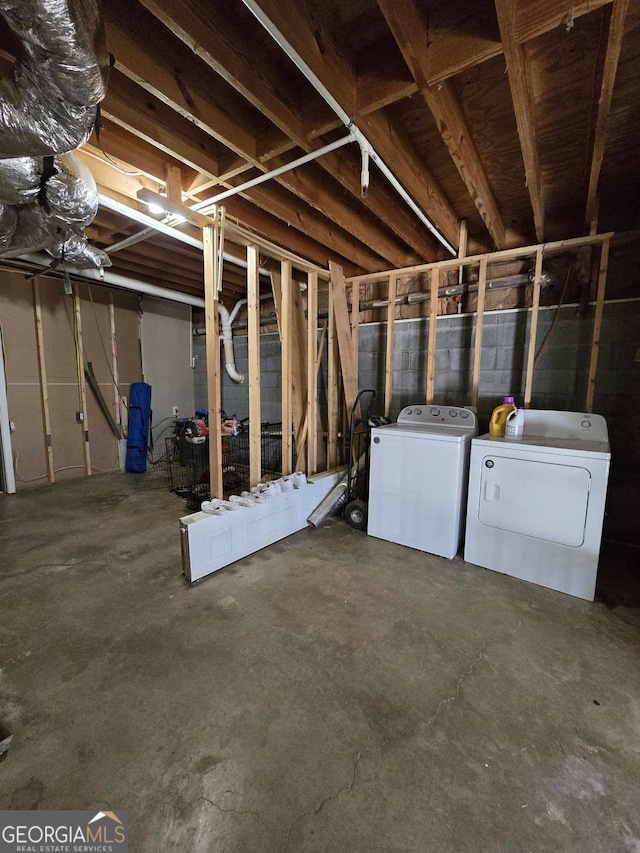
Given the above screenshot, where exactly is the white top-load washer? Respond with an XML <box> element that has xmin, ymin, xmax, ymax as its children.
<box><xmin>464</xmin><ymin>410</ymin><xmax>611</xmax><ymax>601</ymax></box>
<box><xmin>367</xmin><ymin>405</ymin><xmax>478</xmax><ymax>559</ymax></box>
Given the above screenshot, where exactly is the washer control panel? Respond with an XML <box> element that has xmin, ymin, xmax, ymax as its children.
<box><xmin>397</xmin><ymin>405</ymin><xmax>477</xmax><ymax>428</ymax></box>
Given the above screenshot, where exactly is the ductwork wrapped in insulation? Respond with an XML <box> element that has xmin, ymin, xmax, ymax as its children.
<box><xmin>0</xmin><ymin>151</ymin><xmax>108</xmax><ymax>267</ymax></box>
<box><xmin>0</xmin><ymin>203</ymin><xmax>17</xmax><ymax>250</ymax></box>
<box><xmin>0</xmin><ymin>0</ymin><xmax>108</xmax><ymax>157</ymax></box>
<box><xmin>0</xmin><ymin>157</ymin><xmax>41</xmax><ymax>204</ymax></box>
<box><xmin>0</xmin><ymin>0</ymin><xmax>111</xmax><ymax>268</ymax></box>
<box><xmin>48</xmin><ymin>233</ymin><xmax>110</xmax><ymax>268</ymax></box>
<box><xmin>45</xmin><ymin>153</ymin><xmax>98</xmax><ymax>227</ymax></box>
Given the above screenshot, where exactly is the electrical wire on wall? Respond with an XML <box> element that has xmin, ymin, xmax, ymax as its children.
<box><xmin>533</xmin><ymin>266</ymin><xmax>572</xmax><ymax>371</ymax></box>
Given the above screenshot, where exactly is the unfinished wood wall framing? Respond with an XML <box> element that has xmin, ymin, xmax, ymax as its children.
<box><xmin>0</xmin><ymin>271</ymin><xmax>141</xmax><ymax>490</ymax></box>
<box><xmin>247</xmin><ymin>244</ymin><xmax>261</xmax><ymax>486</ymax></box>
<box><xmin>344</xmin><ymin>232</ymin><xmax>612</xmax><ymax>414</ymax></box>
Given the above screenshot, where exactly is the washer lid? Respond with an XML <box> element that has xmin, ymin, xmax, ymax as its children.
<box><xmin>374</xmin><ymin>422</ymin><xmax>477</xmax><ymax>443</ymax></box>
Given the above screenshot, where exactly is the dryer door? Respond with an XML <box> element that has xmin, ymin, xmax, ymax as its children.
<box><xmin>478</xmin><ymin>455</ymin><xmax>590</xmax><ymax>547</ymax></box>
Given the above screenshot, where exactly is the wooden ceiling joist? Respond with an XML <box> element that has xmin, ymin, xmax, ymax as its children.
<box><xmin>221</xmin><ymin>0</ymin><xmax>461</xmax><ymax>251</ymax></box>
<box><xmin>67</xmin><ymin>0</ymin><xmax>637</xmax><ymax>299</ymax></box>
<box><xmin>495</xmin><ymin>0</ymin><xmax>545</xmax><ymax>242</ymax></box>
<box><xmin>377</xmin><ymin>0</ymin><xmax>509</xmax><ymax>249</ymax></box>
<box><xmin>138</xmin><ymin>0</ymin><xmax>307</xmax><ymax>145</ymax></box>
<box><xmin>109</xmin><ymin>0</ymin><xmax>439</xmax><ymax>264</ymax></box>
<box><xmin>585</xmin><ymin>0</ymin><xmax>630</xmax><ymax>231</ymax></box>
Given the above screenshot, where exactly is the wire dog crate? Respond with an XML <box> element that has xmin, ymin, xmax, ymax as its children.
<box><xmin>132</xmin><ymin>422</ymin><xmax>291</xmax><ymax>511</ymax></box>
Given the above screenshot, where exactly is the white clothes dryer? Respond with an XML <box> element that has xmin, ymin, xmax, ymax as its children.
<box><xmin>464</xmin><ymin>410</ymin><xmax>611</xmax><ymax>601</ymax></box>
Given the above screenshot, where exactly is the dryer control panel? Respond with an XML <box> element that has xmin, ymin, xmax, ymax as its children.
<box><xmin>397</xmin><ymin>405</ymin><xmax>477</xmax><ymax>429</ymax></box>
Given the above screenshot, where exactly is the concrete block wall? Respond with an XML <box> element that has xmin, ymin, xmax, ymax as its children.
<box><xmin>193</xmin><ymin>333</ymin><xmax>283</xmax><ymax>424</ymax></box>
<box><xmin>193</xmin><ymin>299</ymin><xmax>640</xmax><ymax>543</ymax></box>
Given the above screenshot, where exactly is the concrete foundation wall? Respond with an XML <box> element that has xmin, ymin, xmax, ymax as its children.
<box><xmin>194</xmin><ymin>299</ymin><xmax>640</xmax><ymax>543</ymax></box>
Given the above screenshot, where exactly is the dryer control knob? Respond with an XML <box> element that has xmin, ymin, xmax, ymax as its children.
<box><xmin>406</xmin><ymin>409</ymin><xmax>413</xmax><ymax>415</ymax></box>
<box><xmin>581</xmin><ymin>420</ymin><xmax>591</xmax><ymax>429</ymax></box>
<box><xmin>414</xmin><ymin>408</ymin><xmax>422</xmax><ymax>415</ymax></box>
<box><xmin>460</xmin><ymin>410</ymin><xmax>469</xmax><ymax>418</ymax></box>
<box><xmin>449</xmin><ymin>409</ymin><xmax>458</xmax><ymax>417</ymax></box>
<box><xmin>430</xmin><ymin>407</ymin><xmax>440</xmax><ymax>416</ymax></box>
<box><xmin>373</xmin><ymin>436</ymin><xmax>380</xmax><ymax>444</ymax></box>
<box><xmin>485</xmin><ymin>459</ymin><xmax>494</xmax><ymax>468</ymax></box>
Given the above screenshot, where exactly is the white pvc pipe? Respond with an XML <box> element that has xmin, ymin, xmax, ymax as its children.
<box><xmin>218</xmin><ymin>302</ymin><xmax>244</xmax><ymax>383</ymax></box>
<box><xmin>240</xmin><ymin>0</ymin><xmax>457</xmax><ymax>256</ymax></box>
<box><xmin>193</xmin><ymin>133</ymin><xmax>355</xmax><ymax>212</ymax></box>
<box><xmin>16</xmin><ymin>253</ymin><xmax>245</xmax><ymax>384</ymax></box>
<box><xmin>99</xmin><ymin>193</ymin><xmax>204</xmax><ymax>250</ymax></box>
<box><xmin>98</xmin><ymin>193</ymin><xmax>272</xmax><ymax>276</ymax></box>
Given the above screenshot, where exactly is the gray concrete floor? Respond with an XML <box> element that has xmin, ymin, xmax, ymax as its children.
<box><xmin>1</xmin><ymin>473</ymin><xmax>640</xmax><ymax>852</ymax></box>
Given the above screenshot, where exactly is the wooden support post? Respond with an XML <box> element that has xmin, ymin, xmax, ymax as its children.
<box><xmin>586</xmin><ymin>237</ymin><xmax>610</xmax><ymax>413</ymax></box>
<box><xmin>73</xmin><ymin>287</ymin><xmax>91</xmax><ymax>475</ymax></box>
<box><xmin>471</xmin><ymin>257</ymin><xmax>488</xmax><ymax>408</ymax></box>
<box><xmin>426</xmin><ymin>270</ymin><xmax>440</xmax><ymax>405</ymax></box>
<box><xmin>523</xmin><ymin>247</ymin><xmax>544</xmax><ymax>408</ymax></box>
<box><xmin>203</xmin><ymin>223</ymin><xmax>223</xmax><ymax>498</ymax></box>
<box><xmin>108</xmin><ymin>293</ymin><xmax>121</xmax><ymax>439</ymax></box>
<box><xmin>351</xmin><ymin>280</ymin><xmax>359</xmax><ymax>373</ymax></box>
<box><xmin>32</xmin><ymin>278</ymin><xmax>55</xmax><ymax>484</ymax></box>
<box><xmin>247</xmin><ymin>244</ymin><xmax>261</xmax><ymax>486</ymax></box>
<box><xmin>306</xmin><ymin>271</ymin><xmax>319</xmax><ymax>475</ymax></box>
<box><xmin>384</xmin><ymin>273</ymin><xmax>397</xmax><ymax>417</ymax></box>
<box><xmin>328</xmin><ymin>262</ymin><xmax>359</xmax><ymax>415</ymax></box>
<box><xmin>280</xmin><ymin>259</ymin><xmax>293</xmax><ymax>476</ymax></box>
<box><xmin>458</xmin><ymin>219</ymin><xmax>468</xmax><ymax>261</ymax></box>
<box><xmin>291</xmin><ymin>282</ymin><xmax>308</xmax><ymax>470</ymax></box>
<box><xmin>327</xmin><ymin>284</ymin><xmax>338</xmax><ymax>470</ymax></box>
<box><xmin>164</xmin><ymin>163</ymin><xmax>183</xmax><ymax>204</ymax></box>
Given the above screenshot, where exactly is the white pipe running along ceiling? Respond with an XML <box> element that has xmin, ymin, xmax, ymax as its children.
<box><xmin>98</xmin><ymin>193</ymin><xmax>272</xmax><ymax>277</ymax></box>
<box><xmin>239</xmin><ymin>0</ymin><xmax>457</xmax><ymax>256</ymax></box>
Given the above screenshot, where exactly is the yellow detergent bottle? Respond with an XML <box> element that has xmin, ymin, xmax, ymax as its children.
<box><xmin>490</xmin><ymin>396</ymin><xmax>518</xmax><ymax>437</ymax></box>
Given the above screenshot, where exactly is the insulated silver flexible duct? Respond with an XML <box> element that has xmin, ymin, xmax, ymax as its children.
<box><xmin>0</xmin><ymin>0</ymin><xmax>110</xmax><ymax>268</ymax></box>
<box><xmin>0</xmin><ymin>0</ymin><xmax>108</xmax><ymax>157</ymax></box>
<box><xmin>0</xmin><ymin>152</ymin><xmax>109</xmax><ymax>268</ymax></box>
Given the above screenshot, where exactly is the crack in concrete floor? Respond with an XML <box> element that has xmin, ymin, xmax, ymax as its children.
<box><xmin>279</xmin><ymin>618</ymin><xmax>523</xmax><ymax>851</ymax></box>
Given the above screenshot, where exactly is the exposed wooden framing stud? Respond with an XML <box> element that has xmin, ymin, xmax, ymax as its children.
<box><xmin>203</xmin><ymin>223</ymin><xmax>223</xmax><ymax>498</ymax></box>
<box><xmin>585</xmin><ymin>0</ymin><xmax>629</xmax><ymax>231</ymax></box>
<box><xmin>108</xmin><ymin>293</ymin><xmax>121</xmax><ymax>439</ymax></box>
<box><xmin>384</xmin><ymin>274</ymin><xmax>397</xmax><ymax>417</ymax></box>
<box><xmin>471</xmin><ymin>257</ymin><xmax>488</xmax><ymax>408</ymax></box>
<box><xmin>586</xmin><ymin>238</ymin><xmax>611</xmax><ymax>412</ymax></box>
<box><xmin>73</xmin><ymin>287</ymin><xmax>91</xmax><ymax>476</ymax></box>
<box><xmin>345</xmin><ymin>233</ymin><xmax>613</xmax><ymax>286</ymax></box>
<box><xmin>306</xmin><ymin>271</ymin><xmax>319</xmax><ymax>475</ymax></box>
<box><xmin>292</xmin><ymin>283</ymin><xmax>309</xmax><ymax>470</ymax></box>
<box><xmin>329</xmin><ymin>262</ymin><xmax>359</xmax><ymax>417</ymax></box>
<box><xmin>458</xmin><ymin>220</ymin><xmax>468</xmax><ymax>261</ymax></box>
<box><xmin>426</xmin><ymin>270</ymin><xmax>441</xmax><ymax>405</ymax></box>
<box><xmin>523</xmin><ymin>248</ymin><xmax>544</xmax><ymax>408</ymax></box>
<box><xmin>32</xmin><ymin>278</ymin><xmax>55</xmax><ymax>484</ymax></box>
<box><xmin>327</xmin><ymin>284</ymin><xmax>338</xmax><ymax>470</ymax></box>
<box><xmin>351</xmin><ymin>280</ymin><xmax>359</xmax><ymax>372</ymax></box>
<box><xmin>280</xmin><ymin>260</ymin><xmax>293</xmax><ymax>476</ymax></box>
<box><xmin>247</xmin><ymin>244</ymin><xmax>261</xmax><ymax>486</ymax></box>
<box><xmin>164</xmin><ymin>163</ymin><xmax>183</xmax><ymax>203</ymax></box>
<box><xmin>495</xmin><ymin>0</ymin><xmax>545</xmax><ymax>242</ymax></box>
